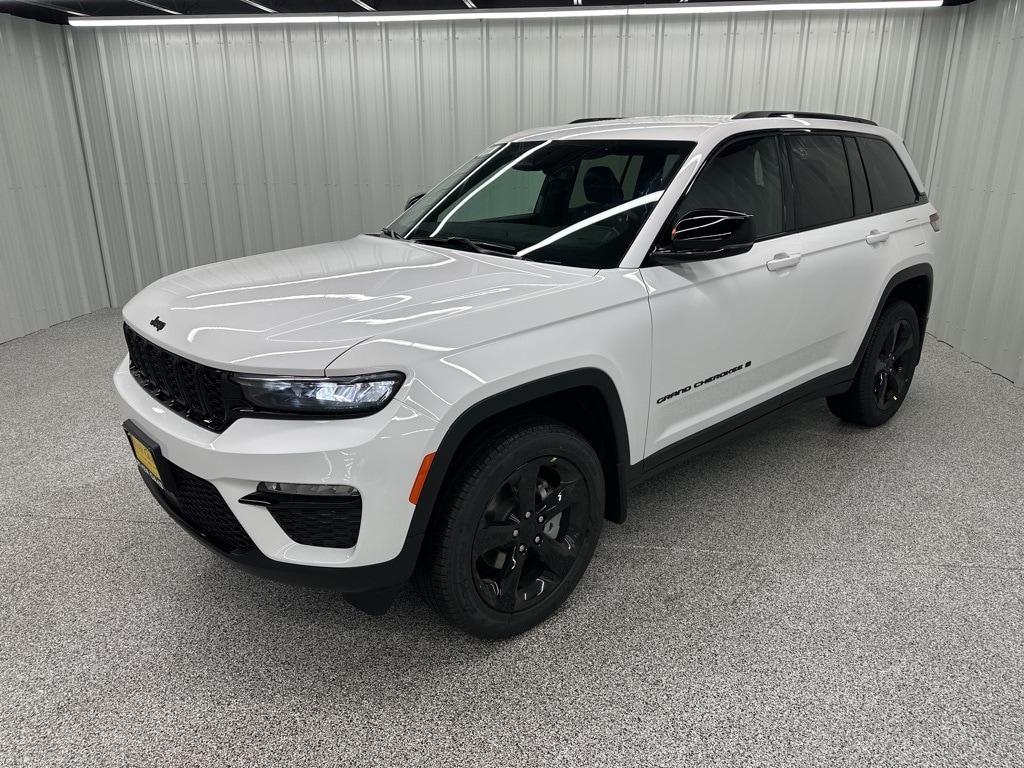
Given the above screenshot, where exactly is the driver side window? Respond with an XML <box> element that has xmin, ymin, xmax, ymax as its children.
<box><xmin>669</xmin><ymin>134</ymin><xmax>784</xmax><ymax>241</ymax></box>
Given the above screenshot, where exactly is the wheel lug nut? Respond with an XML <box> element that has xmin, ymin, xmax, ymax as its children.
<box><xmin>534</xmin><ymin>535</ymin><xmax>541</xmax><ymax>544</ymax></box>
<box><xmin>525</xmin><ymin>512</ymin><xmax>531</xmax><ymax>519</ymax></box>
<box><xmin>518</xmin><ymin>544</ymin><xmax>526</xmax><ymax>552</ymax></box>
<box><xmin>538</xmin><ymin>515</ymin><xmax>545</xmax><ymax>523</ymax></box>
<box><xmin>512</xmin><ymin>529</ymin><xmax>519</xmax><ymax>537</ymax></box>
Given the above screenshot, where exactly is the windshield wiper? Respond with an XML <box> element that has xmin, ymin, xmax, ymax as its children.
<box><xmin>410</xmin><ymin>236</ymin><xmax>519</xmax><ymax>257</ymax></box>
<box><xmin>379</xmin><ymin>226</ymin><xmax>402</xmax><ymax>239</ymax></box>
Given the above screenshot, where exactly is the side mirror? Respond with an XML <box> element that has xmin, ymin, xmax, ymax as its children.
<box><xmin>651</xmin><ymin>209</ymin><xmax>754</xmax><ymax>264</ymax></box>
<box><xmin>405</xmin><ymin>192</ymin><xmax>426</xmax><ymax>210</ymax></box>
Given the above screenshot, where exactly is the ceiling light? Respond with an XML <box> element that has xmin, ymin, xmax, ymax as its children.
<box><xmin>67</xmin><ymin>1</ymin><xmax>946</xmax><ymax>28</ymax></box>
<box><xmin>69</xmin><ymin>13</ymin><xmax>340</xmax><ymax>26</ymax></box>
<box><xmin>629</xmin><ymin>0</ymin><xmax>942</xmax><ymax>13</ymax></box>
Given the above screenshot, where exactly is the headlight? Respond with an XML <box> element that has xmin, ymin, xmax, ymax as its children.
<box><xmin>232</xmin><ymin>372</ymin><xmax>404</xmax><ymax>415</ymax></box>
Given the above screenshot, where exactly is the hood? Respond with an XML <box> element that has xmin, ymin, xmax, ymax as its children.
<box><xmin>122</xmin><ymin>235</ymin><xmax>595</xmax><ymax>375</ymax></box>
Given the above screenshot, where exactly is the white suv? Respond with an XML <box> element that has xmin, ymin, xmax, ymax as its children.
<box><xmin>116</xmin><ymin>112</ymin><xmax>938</xmax><ymax>637</ymax></box>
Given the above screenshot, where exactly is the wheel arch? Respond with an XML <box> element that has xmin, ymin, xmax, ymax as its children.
<box><xmin>855</xmin><ymin>263</ymin><xmax>934</xmax><ymax>368</ymax></box>
<box><xmin>408</xmin><ymin>369</ymin><xmax>631</xmax><ymax>547</ymax></box>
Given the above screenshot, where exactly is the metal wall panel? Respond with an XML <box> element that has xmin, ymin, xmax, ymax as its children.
<box><xmin>8</xmin><ymin>5</ymin><xmax>1024</xmax><ymax>387</ymax></box>
<box><xmin>924</xmin><ymin>0</ymin><xmax>1024</xmax><ymax>385</ymax></box>
<box><xmin>64</xmin><ymin>9</ymin><xmax>936</xmax><ymax>307</ymax></box>
<box><xmin>0</xmin><ymin>14</ymin><xmax>108</xmax><ymax>343</ymax></box>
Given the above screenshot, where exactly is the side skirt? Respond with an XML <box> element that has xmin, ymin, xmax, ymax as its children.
<box><xmin>629</xmin><ymin>366</ymin><xmax>853</xmax><ymax>485</ymax></box>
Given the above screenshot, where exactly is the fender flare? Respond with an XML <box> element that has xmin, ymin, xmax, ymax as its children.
<box><xmin>853</xmin><ymin>262</ymin><xmax>934</xmax><ymax>370</ymax></box>
<box><xmin>409</xmin><ymin>368</ymin><xmax>632</xmax><ymax>541</ymax></box>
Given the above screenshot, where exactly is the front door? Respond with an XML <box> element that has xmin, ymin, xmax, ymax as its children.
<box><xmin>643</xmin><ymin>132</ymin><xmax>816</xmax><ymax>457</ymax></box>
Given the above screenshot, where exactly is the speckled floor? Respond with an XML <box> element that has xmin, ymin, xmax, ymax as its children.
<box><xmin>1</xmin><ymin>309</ymin><xmax>1023</xmax><ymax>767</ymax></box>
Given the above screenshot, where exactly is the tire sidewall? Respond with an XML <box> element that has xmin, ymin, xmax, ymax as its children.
<box><xmin>856</xmin><ymin>300</ymin><xmax>921</xmax><ymax>425</ymax></box>
<box><xmin>442</xmin><ymin>424</ymin><xmax>605</xmax><ymax>637</ymax></box>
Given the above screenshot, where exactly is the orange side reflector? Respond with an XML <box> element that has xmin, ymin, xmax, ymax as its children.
<box><xmin>409</xmin><ymin>452</ymin><xmax>436</xmax><ymax>505</ymax></box>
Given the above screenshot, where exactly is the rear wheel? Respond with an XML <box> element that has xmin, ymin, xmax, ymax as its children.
<box><xmin>415</xmin><ymin>419</ymin><xmax>604</xmax><ymax>638</ymax></box>
<box><xmin>827</xmin><ymin>299</ymin><xmax>920</xmax><ymax>427</ymax></box>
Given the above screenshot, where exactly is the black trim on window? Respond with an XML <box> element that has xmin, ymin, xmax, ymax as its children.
<box><xmin>647</xmin><ymin>127</ymin><xmax>930</xmax><ymax>261</ymax></box>
<box><xmin>779</xmin><ymin>131</ymin><xmax>797</xmax><ymax>233</ymax></box>
<box><xmin>844</xmin><ymin>135</ymin><xmax>872</xmax><ymax>217</ymax></box>
<box><xmin>854</xmin><ymin>134</ymin><xmax>927</xmax><ymax>213</ymax></box>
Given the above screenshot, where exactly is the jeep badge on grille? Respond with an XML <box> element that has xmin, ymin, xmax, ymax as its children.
<box><xmin>150</xmin><ymin>316</ymin><xmax>166</xmax><ymax>331</ymax></box>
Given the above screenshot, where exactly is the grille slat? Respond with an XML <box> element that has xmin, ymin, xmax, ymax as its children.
<box><xmin>124</xmin><ymin>324</ymin><xmax>229</xmax><ymax>432</ymax></box>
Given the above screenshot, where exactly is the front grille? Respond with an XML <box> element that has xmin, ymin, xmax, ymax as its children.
<box><xmin>267</xmin><ymin>497</ymin><xmax>362</xmax><ymax>549</ymax></box>
<box><xmin>124</xmin><ymin>324</ymin><xmax>229</xmax><ymax>431</ymax></box>
<box><xmin>168</xmin><ymin>464</ymin><xmax>257</xmax><ymax>554</ymax></box>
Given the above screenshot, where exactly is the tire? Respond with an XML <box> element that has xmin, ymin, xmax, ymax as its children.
<box><xmin>415</xmin><ymin>418</ymin><xmax>605</xmax><ymax>639</ymax></box>
<box><xmin>827</xmin><ymin>299</ymin><xmax>921</xmax><ymax>427</ymax></box>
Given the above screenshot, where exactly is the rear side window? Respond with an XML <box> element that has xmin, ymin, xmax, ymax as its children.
<box><xmin>787</xmin><ymin>134</ymin><xmax>853</xmax><ymax>229</ymax></box>
<box><xmin>857</xmin><ymin>136</ymin><xmax>919</xmax><ymax>211</ymax></box>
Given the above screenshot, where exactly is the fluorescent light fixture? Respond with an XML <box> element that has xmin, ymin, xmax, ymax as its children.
<box><xmin>67</xmin><ymin>1</ymin><xmax>946</xmax><ymax>28</ymax></box>
<box><xmin>338</xmin><ymin>9</ymin><xmax>627</xmax><ymax>22</ymax></box>
<box><xmin>70</xmin><ymin>13</ymin><xmax>340</xmax><ymax>26</ymax></box>
<box><xmin>629</xmin><ymin>0</ymin><xmax>942</xmax><ymax>13</ymax></box>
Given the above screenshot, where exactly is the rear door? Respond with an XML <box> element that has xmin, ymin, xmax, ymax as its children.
<box><xmin>777</xmin><ymin>132</ymin><xmax>881</xmax><ymax>371</ymax></box>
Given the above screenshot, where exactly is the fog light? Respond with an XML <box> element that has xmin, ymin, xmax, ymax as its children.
<box><xmin>257</xmin><ymin>481</ymin><xmax>358</xmax><ymax>497</ymax></box>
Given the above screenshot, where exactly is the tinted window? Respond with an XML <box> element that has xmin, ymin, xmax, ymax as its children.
<box><xmin>844</xmin><ymin>136</ymin><xmax>871</xmax><ymax>217</ymax></box>
<box><xmin>391</xmin><ymin>140</ymin><xmax>693</xmax><ymax>268</ymax></box>
<box><xmin>787</xmin><ymin>134</ymin><xmax>853</xmax><ymax>229</ymax></box>
<box><xmin>670</xmin><ymin>134</ymin><xmax>784</xmax><ymax>239</ymax></box>
<box><xmin>857</xmin><ymin>136</ymin><xmax>919</xmax><ymax>211</ymax></box>
<box><xmin>450</xmin><ymin>168</ymin><xmax>543</xmax><ymax>220</ymax></box>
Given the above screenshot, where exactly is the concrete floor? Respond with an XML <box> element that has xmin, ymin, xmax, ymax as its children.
<box><xmin>2</xmin><ymin>309</ymin><xmax>1023</xmax><ymax>767</ymax></box>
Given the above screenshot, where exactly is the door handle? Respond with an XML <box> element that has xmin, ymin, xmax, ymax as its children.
<box><xmin>766</xmin><ymin>252</ymin><xmax>802</xmax><ymax>272</ymax></box>
<box><xmin>865</xmin><ymin>229</ymin><xmax>891</xmax><ymax>245</ymax></box>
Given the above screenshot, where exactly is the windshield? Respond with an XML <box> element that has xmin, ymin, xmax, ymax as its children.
<box><xmin>387</xmin><ymin>139</ymin><xmax>695</xmax><ymax>268</ymax></box>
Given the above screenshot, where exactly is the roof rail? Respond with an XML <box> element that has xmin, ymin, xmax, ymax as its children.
<box><xmin>569</xmin><ymin>117</ymin><xmax>622</xmax><ymax>124</ymax></box>
<box><xmin>732</xmin><ymin>110</ymin><xmax>877</xmax><ymax>126</ymax></box>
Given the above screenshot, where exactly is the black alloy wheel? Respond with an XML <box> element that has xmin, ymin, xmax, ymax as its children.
<box><xmin>873</xmin><ymin>317</ymin><xmax>916</xmax><ymax>411</ymax></box>
<box><xmin>827</xmin><ymin>299</ymin><xmax>921</xmax><ymax>427</ymax></box>
<box><xmin>472</xmin><ymin>456</ymin><xmax>590</xmax><ymax>613</ymax></box>
<box><xmin>415</xmin><ymin>418</ymin><xmax>604</xmax><ymax>638</ymax></box>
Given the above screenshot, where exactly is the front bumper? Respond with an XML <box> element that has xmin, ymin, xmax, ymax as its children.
<box><xmin>139</xmin><ymin>467</ymin><xmax>422</xmax><ymax>593</ymax></box>
<box><xmin>114</xmin><ymin>356</ymin><xmax>439</xmax><ymax>588</ymax></box>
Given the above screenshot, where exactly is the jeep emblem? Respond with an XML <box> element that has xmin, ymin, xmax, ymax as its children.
<box><xmin>150</xmin><ymin>316</ymin><xmax>166</xmax><ymax>331</ymax></box>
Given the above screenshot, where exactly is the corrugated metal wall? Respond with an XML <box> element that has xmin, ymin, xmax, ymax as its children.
<box><xmin>924</xmin><ymin>0</ymin><xmax>1024</xmax><ymax>385</ymax></box>
<box><xmin>65</xmin><ymin>10</ymin><xmax>940</xmax><ymax>306</ymax></box>
<box><xmin>3</xmin><ymin>3</ymin><xmax>1023</xmax><ymax>386</ymax></box>
<box><xmin>0</xmin><ymin>14</ymin><xmax>108</xmax><ymax>343</ymax></box>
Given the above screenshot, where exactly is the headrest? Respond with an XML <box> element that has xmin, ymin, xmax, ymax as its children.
<box><xmin>583</xmin><ymin>166</ymin><xmax>624</xmax><ymax>206</ymax></box>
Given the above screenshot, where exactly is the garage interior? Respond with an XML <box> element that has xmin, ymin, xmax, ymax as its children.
<box><xmin>2</xmin><ymin>0</ymin><xmax>1023</xmax><ymax>764</ymax></box>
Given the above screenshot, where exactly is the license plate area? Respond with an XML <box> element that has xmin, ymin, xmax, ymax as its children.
<box><xmin>123</xmin><ymin>420</ymin><xmax>175</xmax><ymax>493</ymax></box>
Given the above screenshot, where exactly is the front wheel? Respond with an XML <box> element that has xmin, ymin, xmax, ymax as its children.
<box><xmin>827</xmin><ymin>299</ymin><xmax>921</xmax><ymax>427</ymax></box>
<box><xmin>415</xmin><ymin>419</ymin><xmax>604</xmax><ymax>638</ymax></box>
